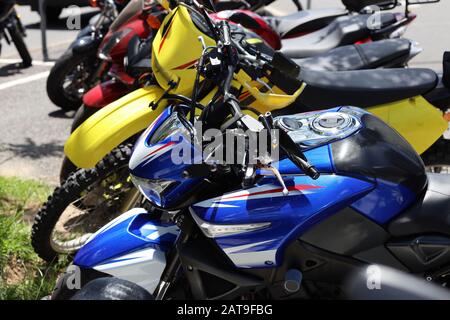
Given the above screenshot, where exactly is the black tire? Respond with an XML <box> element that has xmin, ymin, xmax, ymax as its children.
<box><xmin>59</xmin><ymin>156</ymin><xmax>78</xmax><ymax>183</ymax></box>
<box><xmin>71</xmin><ymin>104</ymin><xmax>98</xmax><ymax>133</ymax></box>
<box><xmin>71</xmin><ymin>277</ymin><xmax>154</xmax><ymax>300</ymax></box>
<box><xmin>421</xmin><ymin>138</ymin><xmax>450</xmax><ymax>169</ymax></box>
<box><xmin>8</xmin><ymin>24</ymin><xmax>32</xmax><ymax>67</ymax></box>
<box><xmin>32</xmin><ymin>144</ymin><xmax>133</xmax><ymax>262</ymax></box>
<box><xmin>51</xmin><ymin>266</ymin><xmax>108</xmax><ymax>300</ymax></box>
<box><xmin>46</xmin><ymin>51</ymin><xmax>97</xmax><ymax>110</ymax></box>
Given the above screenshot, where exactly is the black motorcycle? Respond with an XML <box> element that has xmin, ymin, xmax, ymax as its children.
<box><xmin>46</xmin><ymin>0</ymin><xmax>124</xmax><ymax>111</ymax></box>
<box><xmin>0</xmin><ymin>0</ymin><xmax>32</xmax><ymax>67</ymax></box>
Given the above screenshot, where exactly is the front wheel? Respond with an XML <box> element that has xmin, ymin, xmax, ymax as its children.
<box><xmin>422</xmin><ymin>138</ymin><xmax>450</xmax><ymax>174</ymax></box>
<box><xmin>71</xmin><ymin>104</ymin><xmax>98</xmax><ymax>133</ymax></box>
<box><xmin>46</xmin><ymin>51</ymin><xmax>99</xmax><ymax>110</ymax></box>
<box><xmin>32</xmin><ymin>144</ymin><xmax>141</xmax><ymax>262</ymax></box>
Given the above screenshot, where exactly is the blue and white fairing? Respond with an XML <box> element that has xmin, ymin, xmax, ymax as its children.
<box><xmin>71</xmin><ymin>106</ymin><xmax>427</xmax><ymax>296</ymax></box>
<box><xmin>74</xmin><ymin>208</ymin><xmax>180</xmax><ymax>294</ymax></box>
<box><xmin>189</xmin><ymin>107</ymin><xmax>425</xmax><ymax>269</ymax></box>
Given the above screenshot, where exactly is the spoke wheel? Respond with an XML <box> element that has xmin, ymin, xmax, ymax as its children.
<box><xmin>32</xmin><ymin>144</ymin><xmax>141</xmax><ymax>261</ymax></box>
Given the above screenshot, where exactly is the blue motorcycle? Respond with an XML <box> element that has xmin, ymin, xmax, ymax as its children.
<box><xmin>51</xmin><ymin>6</ymin><xmax>450</xmax><ymax>300</ymax></box>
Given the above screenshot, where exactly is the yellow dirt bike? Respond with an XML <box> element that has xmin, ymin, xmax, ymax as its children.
<box><xmin>32</xmin><ymin>2</ymin><xmax>450</xmax><ymax>262</ymax></box>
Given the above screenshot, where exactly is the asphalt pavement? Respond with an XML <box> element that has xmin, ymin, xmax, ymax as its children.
<box><xmin>0</xmin><ymin>1</ymin><xmax>448</xmax><ymax>185</ymax></box>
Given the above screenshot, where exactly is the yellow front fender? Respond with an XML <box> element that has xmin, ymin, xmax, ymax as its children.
<box><xmin>64</xmin><ymin>86</ymin><xmax>167</xmax><ymax>168</ymax></box>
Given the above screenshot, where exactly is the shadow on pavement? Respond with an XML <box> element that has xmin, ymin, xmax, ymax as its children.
<box><xmin>48</xmin><ymin>109</ymin><xmax>76</xmax><ymax>119</ymax></box>
<box><xmin>0</xmin><ymin>138</ymin><xmax>64</xmax><ymax>161</ymax></box>
<box><xmin>0</xmin><ymin>63</ymin><xmax>31</xmax><ymax>77</ymax></box>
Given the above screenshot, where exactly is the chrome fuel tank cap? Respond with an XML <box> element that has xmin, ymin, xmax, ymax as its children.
<box><xmin>310</xmin><ymin>112</ymin><xmax>355</xmax><ymax>136</ymax></box>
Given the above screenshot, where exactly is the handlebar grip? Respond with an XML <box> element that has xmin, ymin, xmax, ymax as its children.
<box><xmin>221</xmin><ymin>21</ymin><xmax>231</xmax><ymax>46</ymax></box>
<box><xmin>292</xmin><ymin>154</ymin><xmax>320</xmax><ymax>180</ymax></box>
<box><xmin>305</xmin><ymin>165</ymin><xmax>320</xmax><ymax>180</ymax></box>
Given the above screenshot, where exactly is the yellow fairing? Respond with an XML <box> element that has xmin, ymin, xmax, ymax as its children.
<box><xmin>367</xmin><ymin>96</ymin><xmax>447</xmax><ymax>155</ymax></box>
<box><xmin>152</xmin><ymin>5</ymin><xmax>215</xmax><ymax>94</ymax></box>
<box><xmin>64</xmin><ymin>86</ymin><xmax>167</xmax><ymax>168</ymax></box>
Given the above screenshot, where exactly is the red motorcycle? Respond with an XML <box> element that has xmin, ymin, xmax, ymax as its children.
<box><xmin>74</xmin><ymin>2</ymin><xmax>164</xmax><ymax>125</ymax></box>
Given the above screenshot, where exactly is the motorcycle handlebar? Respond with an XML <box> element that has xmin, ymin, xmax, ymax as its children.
<box><xmin>195</xmin><ymin>13</ymin><xmax>319</xmax><ymax>181</ymax></box>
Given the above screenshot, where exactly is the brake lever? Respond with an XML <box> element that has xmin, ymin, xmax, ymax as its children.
<box><xmin>265</xmin><ymin>165</ymin><xmax>289</xmax><ymax>196</ymax></box>
<box><xmin>198</xmin><ymin>36</ymin><xmax>207</xmax><ymax>51</ymax></box>
<box><xmin>277</xmin><ymin>126</ymin><xmax>320</xmax><ymax>180</ymax></box>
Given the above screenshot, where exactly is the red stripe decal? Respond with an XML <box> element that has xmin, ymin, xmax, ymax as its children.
<box><xmin>239</xmin><ymin>91</ymin><xmax>251</xmax><ymax>101</ymax></box>
<box><xmin>172</xmin><ymin>59</ymin><xmax>198</xmax><ymax>70</ymax></box>
<box><xmin>158</xmin><ymin>19</ymin><xmax>174</xmax><ymax>53</ymax></box>
<box><xmin>144</xmin><ymin>141</ymin><xmax>176</xmax><ymax>159</ymax></box>
<box><xmin>221</xmin><ymin>185</ymin><xmax>323</xmax><ymax>200</ymax></box>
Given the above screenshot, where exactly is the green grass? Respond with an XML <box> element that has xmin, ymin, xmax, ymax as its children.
<box><xmin>0</xmin><ymin>176</ymin><xmax>68</xmax><ymax>300</ymax></box>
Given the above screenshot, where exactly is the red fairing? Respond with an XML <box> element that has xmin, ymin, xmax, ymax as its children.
<box><xmin>83</xmin><ymin>80</ymin><xmax>131</xmax><ymax>109</ymax></box>
<box><xmin>210</xmin><ymin>10</ymin><xmax>281</xmax><ymax>50</ymax></box>
<box><xmin>108</xmin><ymin>17</ymin><xmax>150</xmax><ymax>65</ymax></box>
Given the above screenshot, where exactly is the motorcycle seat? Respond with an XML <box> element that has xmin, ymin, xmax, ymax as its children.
<box><xmin>388</xmin><ymin>173</ymin><xmax>450</xmax><ymax>237</ymax></box>
<box><xmin>297</xmin><ymin>68</ymin><xmax>438</xmax><ymax>110</ymax></box>
<box><xmin>294</xmin><ymin>38</ymin><xmax>412</xmax><ymax>72</ymax></box>
<box><xmin>280</xmin><ymin>13</ymin><xmax>397</xmax><ymax>59</ymax></box>
<box><xmin>265</xmin><ymin>8</ymin><xmax>348</xmax><ymax>38</ymax></box>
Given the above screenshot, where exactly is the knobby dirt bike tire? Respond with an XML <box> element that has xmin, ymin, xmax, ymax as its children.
<box><xmin>32</xmin><ymin>144</ymin><xmax>133</xmax><ymax>262</ymax></box>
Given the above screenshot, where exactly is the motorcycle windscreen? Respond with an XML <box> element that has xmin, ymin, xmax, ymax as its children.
<box><xmin>110</xmin><ymin>0</ymin><xmax>145</xmax><ymax>32</ymax></box>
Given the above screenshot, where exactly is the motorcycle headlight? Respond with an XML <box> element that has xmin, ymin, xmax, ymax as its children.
<box><xmin>98</xmin><ymin>28</ymin><xmax>133</xmax><ymax>61</ymax></box>
<box><xmin>131</xmin><ymin>175</ymin><xmax>175</xmax><ymax>206</ymax></box>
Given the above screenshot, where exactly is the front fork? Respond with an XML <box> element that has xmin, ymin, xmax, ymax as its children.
<box><xmin>153</xmin><ymin>212</ymin><xmax>193</xmax><ymax>300</ymax></box>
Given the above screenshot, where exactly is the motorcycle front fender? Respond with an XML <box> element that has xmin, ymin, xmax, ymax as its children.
<box><xmin>71</xmin><ymin>35</ymin><xmax>102</xmax><ymax>55</ymax></box>
<box><xmin>74</xmin><ymin>208</ymin><xmax>178</xmax><ymax>294</ymax></box>
<box><xmin>64</xmin><ymin>86</ymin><xmax>167</xmax><ymax>168</ymax></box>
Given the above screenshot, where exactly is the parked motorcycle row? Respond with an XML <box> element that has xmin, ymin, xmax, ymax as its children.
<box><xmin>30</xmin><ymin>0</ymin><xmax>450</xmax><ymax>300</ymax></box>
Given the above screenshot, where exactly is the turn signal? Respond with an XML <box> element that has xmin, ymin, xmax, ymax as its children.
<box><xmin>89</xmin><ymin>0</ymin><xmax>98</xmax><ymax>7</ymax></box>
<box><xmin>146</xmin><ymin>15</ymin><xmax>161</xmax><ymax>29</ymax></box>
<box><xmin>444</xmin><ymin>113</ymin><xmax>450</xmax><ymax>122</ymax></box>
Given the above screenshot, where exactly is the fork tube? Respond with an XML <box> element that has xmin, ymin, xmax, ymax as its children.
<box><xmin>119</xmin><ymin>187</ymin><xmax>141</xmax><ymax>212</ymax></box>
<box><xmin>154</xmin><ymin>214</ymin><xmax>193</xmax><ymax>299</ymax></box>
